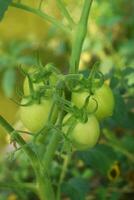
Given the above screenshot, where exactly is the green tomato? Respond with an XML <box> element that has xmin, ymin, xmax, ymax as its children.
<box><xmin>20</xmin><ymin>98</ymin><xmax>52</xmax><ymax>133</ymax></box>
<box><xmin>72</xmin><ymin>84</ymin><xmax>115</xmax><ymax>120</ymax></box>
<box><xmin>63</xmin><ymin>114</ymin><xmax>100</xmax><ymax>150</ymax></box>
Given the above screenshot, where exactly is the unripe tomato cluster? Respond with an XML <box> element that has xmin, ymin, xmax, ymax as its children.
<box><xmin>72</xmin><ymin>83</ymin><xmax>115</xmax><ymax>121</ymax></box>
<box><xmin>68</xmin><ymin>83</ymin><xmax>115</xmax><ymax>150</ymax></box>
<box><xmin>20</xmin><ymin>68</ymin><xmax>115</xmax><ymax>151</ymax></box>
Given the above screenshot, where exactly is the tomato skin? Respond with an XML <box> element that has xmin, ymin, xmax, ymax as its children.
<box><xmin>72</xmin><ymin>84</ymin><xmax>115</xmax><ymax>120</ymax></box>
<box><xmin>20</xmin><ymin>99</ymin><xmax>52</xmax><ymax>133</ymax></box>
<box><xmin>63</xmin><ymin>114</ymin><xmax>100</xmax><ymax>150</ymax></box>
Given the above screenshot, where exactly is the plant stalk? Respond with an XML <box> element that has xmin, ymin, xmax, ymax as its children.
<box><xmin>69</xmin><ymin>0</ymin><xmax>93</xmax><ymax>74</ymax></box>
<box><xmin>37</xmin><ymin>174</ymin><xmax>55</xmax><ymax>200</ymax></box>
<box><xmin>56</xmin><ymin>0</ymin><xmax>75</xmax><ymax>28</ymax></box>
<box><xmin>43</xmin><ymin>111</ymin><xmax>64</xmax><ymax>171</ymax></box>
<box><xmin>0</xmin><ymin>115</ymin><xmax>38</xmax><ymax>167</ymax></box>
<box><xmin>10</xmin><ymin>2</ymin><xmax>70</xmax><ymax>33</ymax></box>
<box><xmin>36</xmin><ymin>111</ymin><xmax>64</xmax><ymax>200</ymax></box>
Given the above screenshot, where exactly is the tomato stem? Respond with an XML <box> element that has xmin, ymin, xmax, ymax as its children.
<box><xmin>0</xmin><ymin>182</ymin><xmax>36</xmax><ymax>192</ymax></box>
<box><xmin>69</xmin><ymin>0</ymin><xmax>93</xmax><ymax>74</ymax></box>
<box><xmin>56</xmin><ymin>0</ymin><xmax>75</xmax><ymax>28</ymax></box>
<box><xmin>10</xmin><ymin>2</ymin><xmax>71</xmax><ymax>33</ymax></box>
<box><xmin>43</xmin><ymin>111</ymin><xmax>64</xmax><ymax>171</ymax></box>
<box><xmin>37</xmin><ymin>174</ymin><xmax>55</xmax><ymax>200</ymax></box>
<box><xmin>36</xmin><ymin>111</ymin><xmax>64</xmax><ymax>200</ymax></box>
<box><xmin>0</xmin><ymin>115</ymin><xmax>38</xmax><ymax>167</ymax></box>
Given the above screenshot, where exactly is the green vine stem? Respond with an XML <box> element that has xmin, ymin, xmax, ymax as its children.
<box><xmin>10</xmin><ymin>2</ymin><xmax>71</xmax><ymax>33</ymax></box>
<box><xmin>36</xmin><ymin>111</ymin><xmax>64</xmax><ymax>200</ymax></box>
<box><xmin>38</xmin><ymin>0</ymin><xmax>44</xmax><ymax>10</ymax></box>
<box><xmin>69</xmin><ymin>0</ymin><xmax>93</xmax><ymax>74</ymax></box>
<box><xmin>37</xmin><ymin>174</ymin><xmax>55</xmax><ymax>200</ymax></box>
<box><xmin>36</xmin><ymin>131</ymin><xmax>61</xmax><ymax>200</ymax></box>
<box><xmin>56</xmin><ymin>0</ymin><xmax>75</xmax><ymax>28</ymax></box>
<box><xmin>43</xmin><ymin>111</ymin><xmax>64</xmax><ymax>171</ymax></box>
<box><xmin>0</xmin><ymin>182</ymin><xmax>36</xmax><ymax>192</ymax></box>
<box><xmin>0</xmin><ymin>115</ymin><xmax>38</xmax><ymax>168</ymax></box>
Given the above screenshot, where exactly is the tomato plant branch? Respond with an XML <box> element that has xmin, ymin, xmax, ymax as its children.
<box><xmin>56</xmin><ymin>0</ymin><xmax>75</xmax><ymax>28</ymax></box>
<box><xmin>0</xmin><ymin>115</ymin><xmax>39</xmax><ymax>170</ymax></box>
<box><xmin>38</xmin><ymin>0</ymin><xmax>44</xmax><ymax>10</ymax></box>
<box><xmin>36</xmin><ymin>111</ymin><xmax>64</xmax><ymax>200</ymax></box>
<box><xmin>43</xmin><ymin>111</ymin><xmax>64</xmax><ymax>171</ymax></box>
<box><xmin>36</xmin><ymin>174</ymin><xmax>55</xmax><ymax>200</ymax></box>
<box><xmin>10</xmin><ymin>2</ymin><xmax>71</xmax><ymax>33</ymax></box>
<box><xmin>0</xmin><ymin>182</ymin><xmax>36</xmax><ymax>192</ymax></box>
<box><xmin>69</xmin><ymin>0</ymin><xmax>93</xmax><ymax>73</ymax></box>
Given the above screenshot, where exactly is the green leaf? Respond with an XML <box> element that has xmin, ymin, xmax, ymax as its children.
<box><xmin>96</xmin><ymin>187</ymin><xmax>107</xmax><ymax>200</ymax></box>
<box><xmin>121</xmin><ymin>135</ymin><xmax>134</xmax><ymax>153</ymax></box>
<box><xmin>110</xmin><ymin>76</ymin><xmax>119</xmax><ymax>89</ymax></box>
<box><xmin>0</xmin><ymin>193</ymin><xmax>7</xmax><ymax>200</ymax></box>
<box><xmin>112</xmin><ymin>91</ymin><xmax>134</xmax><ymax>129</ymax></box>
<box><xmin>0</xmin><ymin>0</ymin><xmax>12</xmax><ymax>21</ymax></box>
<box><xmin>2</xmin><ymin>68</ymin><xmax>16</xmax><ymax>97</ymax></box>
<box><xmin>112</xmin><ymin>92</ymin><xmax>127</xmax><ymax>125</ymax></box>
<box><xmin>77</xmin><ymin>144</ymin><xmax>117</xmax><ymax>176</ymax></box>
<box><xmin>109</xmin><ymin>191</ymin><xmax>121</xmax><ymax>200</ymax></box>
<box><xmin>61</xmin><ymin>177</ymin><xmax>89</xmax><ymax>200</ymax></box>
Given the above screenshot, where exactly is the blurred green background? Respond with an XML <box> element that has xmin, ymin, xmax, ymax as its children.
<box><xmin>0</xmin><ymin>0</ymin><xmax>134</xmax><ymax>200</ymax></box>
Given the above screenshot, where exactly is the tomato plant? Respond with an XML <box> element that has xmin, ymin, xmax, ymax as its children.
<box><xmin>63</xmin><ymin>114</ymin><xmax>100</xmax><ymax>150</ymax></box>
<box><xmin>72</xmin><ymin>83</ymin><xmax>115</xmax><ymax>120</ymax></box>
<box><xmin>1</xmin><ymin>1</ymin><xmax>128</xmax><ymax>200</ymax></box>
